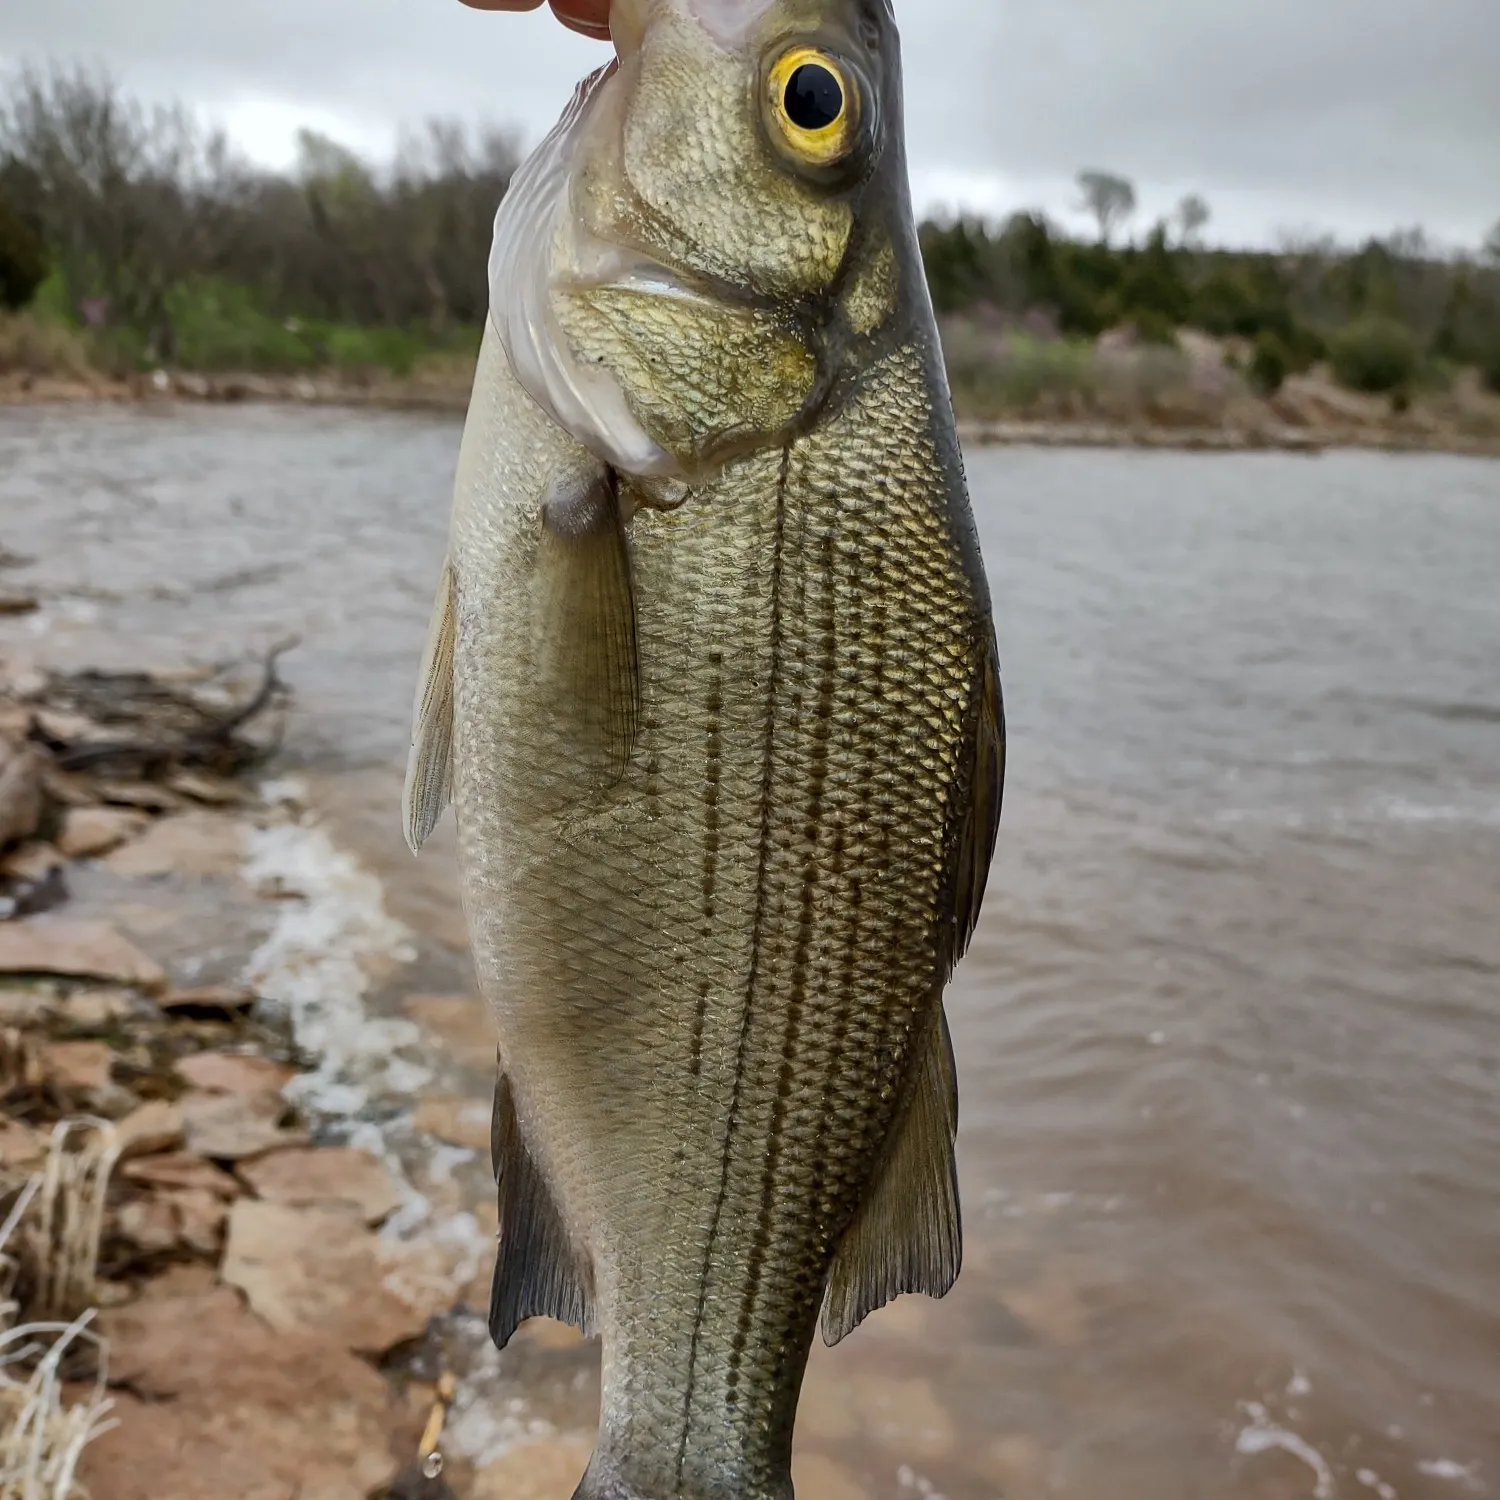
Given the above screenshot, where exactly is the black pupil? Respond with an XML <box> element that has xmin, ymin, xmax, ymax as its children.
<box><xmin>785</xmin><ymin>63</ymin><xmax>844</xmax><ymax>132</ymax></box>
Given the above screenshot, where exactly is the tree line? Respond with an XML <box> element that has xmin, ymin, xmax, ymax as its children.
<box><xmin>0</xmin><ymin>65</ymin><xmax>518</xmax><ymax>368</ymax></box>
<box><xmin>3</xmin><ymin>66</ymin><xmax>1499</xmax><ymax>398</ymax></box>
<box><xmin>924</xmin><ymin>171</ymin><xmax>1500</xmax><ymax>396</ymax></box>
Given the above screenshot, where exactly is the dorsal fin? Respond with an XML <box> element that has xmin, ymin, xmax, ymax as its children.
<box><xmin>489</xmin><ymin>1066</ymin><xmax>596</xmax><ymax>1348</ymax></box>
<box><xmin>821</xmin><ymin>1009</ymin><xmax>961</xmax><ymax>1346</ymax></box>
<box><xmin>402</xmin><ymin>558</ymin><xmax>457</xmax><ymax>853</ymax></box>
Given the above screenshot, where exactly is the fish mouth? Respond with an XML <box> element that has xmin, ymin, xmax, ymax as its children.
<box><xmin>489</xmin><ymin>62</ymin><xmax>686</xmax><ymax>479</ymax></box>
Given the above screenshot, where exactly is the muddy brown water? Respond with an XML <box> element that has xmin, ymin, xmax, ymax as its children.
<box><xmin>2</xmin><ymin>403</ymin><xmax>1498</xmax><ymax>1500</ymax></box>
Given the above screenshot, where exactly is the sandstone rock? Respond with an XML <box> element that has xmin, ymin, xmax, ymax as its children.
<box><xmin>157</xmin><ymin>983</ymin><xmax>256</xmax><ymax>1015</ymax></box>
<box><xmin>239</xmin><ymin>1145</ymin><xmax>404</xmax><ymax>1225</ymax></box>
<box><xmin>0</xmin><ymin>918</ymin><xmax>167</xmax><ymax>990</ymax></box>
<box><xmin>42</xmin><ymin>1039</ymin><xmax>113</xmax><ymax>1093</ymax></box>
<box><xmin>166</xmin><ymin>770</ymin><xmax>247</xmax><ymax>806</ymax></box>
<box><xmin>181</xmin><ymin>1089</ymin><xmax>307</xmax><ymax>1161</ymax></box>
<box><xmin>56</xmin><ymin>806</ymin><xmax>151</xmax><ymax>858</ymax></box>
<box><xmin>94</xmin><ymin>781</ymin><xmax>187</xmax><ymax>812</ymax></box>
<box><xmin>222</xmin><ymin>1200</ymin><xmax>443</xmax><ymax>1355</ymax></box>
<box><xmin>0</xmin><ymin>738</ymin><xmax>43</xmax><ymax>849</ymax></box>
<box><xmin>117</xmin><ymin>1196</ymin><xmax>179</xmax><ymax>1254</ymax></box>
<box><xmin>413</xmin><ymin>1095</ymin><xmax>490</xmax><ymax>1152</ymax></box>
<box><xmin>0</xmin><ymin>987</ymin><xmax>57</xmax><ymax>1026</ymax></box>
<box><xmin>103</xmin><ymin>811</ymin><xmax>247</xmax><ymax>878</ymax></box>
<box><xmin>83</xmin><ymin>1286</ymin><xmax>398</xmax><ymax>1500</ymax></box>
<box><xmin>167</xmin><ymin>1187</ymin><xmax>228</xmax><ymax>1254</ymax></box>
<box><xmin>116</xmin><ymin>1100</ymin><xmax>186</xmax><ymax>1158</ymax></box>
<box><xmin>122</xmin><ymin>1151</ymin><xmax>239</xmax><ymax>1198</ymax></box>
<box><xmin>0</xmin><ymin>841</ymin><xmax>63</xmax><ymax>881</ymax></box>
<box><xmin>176</xmin><ymin>1050</ymin><xmax>293</xmax><ymax>1098</ymax></box>
<box><xmin>0</xmin><ymin>1118</ymin><xmax>48</xmax><ymax>1171</ymax></box>
<box><xmin>64</xmin><ymin>987</ymin><xmax>138</xmax><ymax>1027</ymax></box>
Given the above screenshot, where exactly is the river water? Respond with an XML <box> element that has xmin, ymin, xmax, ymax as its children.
<box><xmin>2</xmin><ymin>403</ymin><xmax>1497</xmax><ymax>1500</ymax></box>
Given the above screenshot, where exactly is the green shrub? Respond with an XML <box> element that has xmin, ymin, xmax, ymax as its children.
<box><xmin>1249</xmin><ymin>331</ymin><xmax>1291</xmax><ymax>395</ymax></box>
<box><xmin>164</xmin><ymin>280</ymin><xmax>321</xmax><ymax>372</ymax></box>
<box><xmin>1329</xmin><ymin>316</ymin><xmax>1419</xmax><ymax>394</ymax></box>
<box><xmin>1130</xmin><ymin>309</ymin><xmax>1178</xmax><ymax>347</ymax></box>
<box><xmin>1482</xmin><ymin>346</ymin><xmax>1500</xmax><ymax>396</ymax></box>
<box><xmin>0</xmin><ymin>309</ymin><xmax>93</xmax><ymax>377</ymax></box>
<box><xmin>939</xmin><ymin>321</ymin><xmax>1098</xmax><ymax>417</ymax></box>
<box><xmin>0</xmin><ymin>197</ymin><xmax>47</xmax><ymax>311</ymax></box>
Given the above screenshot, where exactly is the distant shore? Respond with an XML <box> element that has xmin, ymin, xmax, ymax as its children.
<box><xmin>4</xmin><ymin>365</ymin><xmax>1500</xmax><ymax>460</ymax></box>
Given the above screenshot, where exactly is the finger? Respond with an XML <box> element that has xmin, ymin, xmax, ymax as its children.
<box><xmin>550</xmin><ymin>0</ymin><xmax>612</xmax><ymax>35</ymax></box>
<box><xmin>457</xmin><ymin>0</ymin><xmax>612</xmax><ymax>34</ymax></box>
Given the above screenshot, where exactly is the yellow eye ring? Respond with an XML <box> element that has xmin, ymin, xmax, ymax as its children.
<box><xmin>766</xmin><ymin>46</ymin><xmax>859</xmax><ymax>168</ymax></box>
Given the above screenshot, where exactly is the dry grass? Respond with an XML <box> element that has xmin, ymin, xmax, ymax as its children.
<box><xmin>939</xmin><ymin>317</ymin><xmax>1245</xmax><ymax>427</ymax></box>
<box><xmin>0</xmin><ymin>314</ymin><xmax>95</xmax><ymax>381</ymax></box>
<box><xmin>0</xmin><ymin>1124</ymin><xmax>119</xmax><ymax>1499</ymax></box>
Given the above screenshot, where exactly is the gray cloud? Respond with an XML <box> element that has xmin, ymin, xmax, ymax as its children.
<box><xmin>2</xmin><ymin>0</ymin><xmax>1497</xmax><ymax>248</ymax></box>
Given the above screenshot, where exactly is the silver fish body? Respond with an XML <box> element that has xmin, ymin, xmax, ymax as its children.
<box><xmin>405</xmin><ymin>4</ymin><xmax>1003</xmax><ymax>1496</ymax></box>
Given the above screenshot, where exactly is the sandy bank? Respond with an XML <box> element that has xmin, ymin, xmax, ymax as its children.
<box><xmin>4</xmin><ymin>366</ymin><xmax>1500</xmax><ymax>459</ymax></box>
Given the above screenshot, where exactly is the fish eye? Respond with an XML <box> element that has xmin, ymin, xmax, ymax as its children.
<box><xmin>766</xmin><ymin>46</ymin><xmax>861</xmax><ymax>168</ymax></box>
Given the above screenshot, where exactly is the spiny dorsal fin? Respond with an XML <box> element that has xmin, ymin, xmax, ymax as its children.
<box><xmin>490</xmin><ymin>1066</ymin><xmax>596</xmax><ymax>1349</ymax></box>
<box><xmin>821</xmin><ymin>1008</ymin><xmax>961</xmax><ymax>1346</ymax></box>
<box><xmin>402</xmin><ymin>558</ymin><xmax>457</xmax><ymax>853</ymax></box>
<box><xmin>535</xmin><ymin>466</ymin><xmax>639</xmax><ymax>791</ymax></box>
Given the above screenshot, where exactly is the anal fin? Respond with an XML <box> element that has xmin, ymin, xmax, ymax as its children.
<box><xmin>490</xmin><ymin>1066</ymin><xmax>595</xmax><ymax>1348</ymax></box>
<box><xmin>402</xmin><ymin>558</ymin><xmax>457</xmax><ymax>853</ymax></box>
<box><xmin>821</xmin><ymin>1008</ymin><xmax>962</xmax><ymax>1346</ymax></box>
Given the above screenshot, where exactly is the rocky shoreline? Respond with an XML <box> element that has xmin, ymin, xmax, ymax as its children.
<box><xmin>0</xmin><ymin>653</ymin><xmax>599</xmax><ymax>1500</ymax></box>
<box><xmin>4</xmin><ymin>367</ymin><xmax>1499</xmax><ymax>459</ymax></box>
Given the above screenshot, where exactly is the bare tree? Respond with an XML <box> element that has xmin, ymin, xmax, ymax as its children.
<box><xmin>1384</xmin><ymin>225</ymin><xmax>1430</xmax><ymax>263</ymax></box>
<box><xmin>0</xmin><ymin>64</ymin><xmax>241</xmax><ymax>359</ymax></box>
<box><xmin>1483</xmin><ymin>219</ymin><xmax>1500</xmax><ymax>267</ymax></box>
<box><xmin>1176</xmin><ymin>193</ymin><xmax>1210</xmax><ymax>246</ymax></box>
<box><xmin>1075</xmin><ymin>170</ymin><xmax>1136</xmax><ymax>246</ymax></box>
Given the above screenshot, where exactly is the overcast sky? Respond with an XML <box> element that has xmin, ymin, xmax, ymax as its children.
<box><xmin>2</xmin><ymin>0</ymin><xmax>1497</xmax><ymax>250</ymax></box>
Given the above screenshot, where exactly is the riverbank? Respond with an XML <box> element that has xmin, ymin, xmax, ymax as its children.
<box><xmin>0</xmin><ymin>647</ymin><xmax>608</xmax><ymax>1500</ymax></box>
<box><xmin>5</xmin><ymin>361</ymin><xmax>1500</xmax><ymax>459</ymax></box>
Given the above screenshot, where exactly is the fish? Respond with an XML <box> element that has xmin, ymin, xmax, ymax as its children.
<box><xmin>402</xmin><ymin>1</ymin><xmax>1003</xmax><ymax>1496</ymax></box>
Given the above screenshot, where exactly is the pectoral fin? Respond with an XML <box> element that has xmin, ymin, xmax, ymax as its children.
<box><xmin>402</xmin><ymin>558</ymin><xmax>457</xmax><ymax>853</ymax></box>
<box><xmin>490</xmin><ymin>1066</ymin><xmax>596</xmax><ymax>1348</ymax></box>
<box><xmin>535</xmin><ymin>466</ymin><xmax>640</xmax><ymax>788</ymax></box>
<box><xmin>821</xmin><ymin>1008</ymin><xmax>962</xmax><ymax>1346</ymax></box>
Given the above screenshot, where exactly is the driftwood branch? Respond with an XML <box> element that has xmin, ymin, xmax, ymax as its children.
<box><xmin>46</xmin><ymin>637</ymin><xmax>298</xmax><ymax>777</ymax></box>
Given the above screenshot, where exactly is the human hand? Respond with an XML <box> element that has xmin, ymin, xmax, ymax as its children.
<box><xmin>458</xmin><ymin>0</ymin><xmax>612</xmax><ymax>41</ymax></box>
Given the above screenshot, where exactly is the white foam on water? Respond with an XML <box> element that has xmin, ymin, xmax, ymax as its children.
<box><xmin>1235</xmin><ymin>1403</ymin><xmax>1335</xmax><ymax>1499</ymax></box>
<box><xmin>896</xmin><ymin>1466</ymin><xmax>946</xmax><ymax>1500</ymax></box>
<box><xmin>241</xmin><ymin>816</ymin><xmax>426</xmax><ymax>1117</ymax></box>
<box><xmin>442</xmin><ymin>1323</ymin><xmax>561</xmax><ymax>1466</ymax></box>
<box><xmin>1287</xmin><ymin>1370</ymin><xmax>1313</xmax><ymax>1398</ymax></box>
<box><xmin>1356</xmin><ymin>1468</ymin><xmax>1398</xmax><ymax>1500</ymax></box>
<box><xmin>1418</xmin><ymin>1459</ymin><xmax>1482</xmax><ymax>1488</ymax></box>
